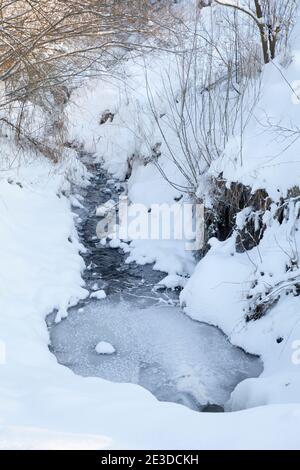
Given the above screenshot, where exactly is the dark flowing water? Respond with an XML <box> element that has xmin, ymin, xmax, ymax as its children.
<box><xmin>47</xmin><ymin>161</ymin><xmax>263</xmax><ymax>412</ymax></box>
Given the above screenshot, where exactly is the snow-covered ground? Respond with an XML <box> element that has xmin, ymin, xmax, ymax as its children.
<box><xmin>1</xmin><ymin>0</ymin><xmax>300</xmax><ymax>450</ymax></box>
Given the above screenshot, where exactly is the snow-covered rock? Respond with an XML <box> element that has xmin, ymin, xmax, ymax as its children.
<box><xmin>157</xmin><ymin>274</ymin><xmax>188</xmax><ymax>290</ymax></box>
<box><xmin>95</xmin><ymin>341</ymin><xmax>116</xmax><ymax>355</ymax></box>
<box><xmin>90</xmin><ymin>290</ymin><xmax>107</xmax><ymax>300</ymax></box>
<box><xmin>96</xmin><ymin>200</ymin><xmax>116</xmax><ymax>217</ymax></box>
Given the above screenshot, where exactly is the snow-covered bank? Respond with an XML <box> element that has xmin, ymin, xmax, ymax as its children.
<box><xmin>181</xmin><ymin>230</ymin><xmax>300</xmax><ymax>410</ymax></box>
<box><xmin>2</xmin><ymin>405</ymin><xmax>300</xmax><ymax>450</ymax></box>
<box><xmin>180</xmin><ymin>11</ymin><xmax>300</xmax><ymax>413</ymax></box>
<box><xmin>209</xmin><ymin>55</ymin><xmax>300</xmax><ymax>201</ymax></box>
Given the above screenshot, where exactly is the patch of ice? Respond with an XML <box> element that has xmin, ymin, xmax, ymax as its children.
<box><xmin>51</xmin><ymin>300</ymin><xmax>262</xmax><ymax>411</ymax></box>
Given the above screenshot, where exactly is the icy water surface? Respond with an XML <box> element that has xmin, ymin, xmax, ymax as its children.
<box><xmin>48</xmin><ymin>161</ymin><xmax>263</xmax><ymax>412</ymax></box>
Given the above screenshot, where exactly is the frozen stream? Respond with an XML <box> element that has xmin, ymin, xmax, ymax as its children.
<box><xmin>48</xmin><ymin>161</ymin><xmax>263</xmax><ymax>412</ymax></box>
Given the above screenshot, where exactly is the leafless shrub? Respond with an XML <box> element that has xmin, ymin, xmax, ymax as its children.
<box><xmin>215</xmin><ymin>1</ymin><xmax>299</xmax><ymax>64</ymax></box>
<box><xmin>0</xmin><ymin>0</ymin><xmax>174</xmax><ymax>157</ymax></box>
<box><xmin>144</xmin><ymin>4</ymin><xmax>261</xmax><ymax>196</ymax></box>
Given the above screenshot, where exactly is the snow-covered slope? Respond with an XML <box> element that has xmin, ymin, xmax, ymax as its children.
<box><xmin>210</xmin><ymin>54</ymin><xmax>300</xmax><ymax>200</ymax></box>
<box><xmin>180</xmin><ymin>5</ymin><xmax>300</xmax><ymax>413</ymax></box>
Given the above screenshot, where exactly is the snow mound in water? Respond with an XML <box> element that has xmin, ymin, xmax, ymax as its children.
<box><xmin>95</xmin><ymin>341</ymin><xmax>116</xmax><ymax>355</ymax></box>
<box><xmin>90</xmin><ymin>290</ymin><xmax>106</xmax><ymax>300</ymax></box>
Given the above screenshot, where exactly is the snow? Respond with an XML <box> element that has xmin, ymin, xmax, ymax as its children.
<box><xmin>96</xmin><ymin>199</ymin><xmax>116</xmax><ymax>217</ymax></box>
<box><xmin>181</xmin><ymin>209</ymin><xmax>300</xmax><ymax>410</ymax></box>
<box><xmin>109</xmin><ymin>238</ymin><xmax>122</xmax><ymax>249</ymax></box>
<box><xmin>157</xmin><ymin>274</ymin><xmax>188</xmax><ymax>290</ymax></box>
<box><xmin>209</xmin><ymin>56</ymin><xmax>300</xmax><ymax>200</ymax></box>
<box><xmin>1</xmin><ymin>151</ymin><xmax>298</xmax><ymax>449</ymax></box>
<box><xmin>1</xmin><ymin>0</ymin><xmax>300</xmax><ymax>450</ymax></box>
<box><xmin>0</xmin><ymin>426</ymin><xmax>111</xmax><ymax>450</ymax></box>
<box><xmin>95</xmin><ymin>342</ymin><xmax>116</xmax><ymax>355</ymax></box>
<box><xmin>90</xmin><ymin>290</ymin><xmax>107</xmax><ymax>300</ymax></box>
<box><xmin>66</xmin><ymin>41</ymin><xmax>198</xmax><ymax>279</ymax></box>
<box><xmin>125</xmin><ymin>239</ymin><xmax>195</xmax><ymax>276</ymax></box>
<box><xmin>181</xmin><ymin>23</ymin><xmax>300</xmax><ymax>398</ymax></box>
<box><xmin>0</xmin><ymin>110</ymin><xmax>299</xmax><ymax>453</ymax></box>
